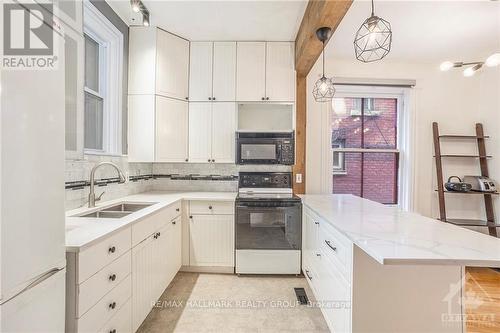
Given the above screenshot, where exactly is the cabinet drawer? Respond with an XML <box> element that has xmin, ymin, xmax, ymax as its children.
<box><xmin>77</xmin><ymin>274</ymin><xmax>131</xmax><ymax>333</ymax></box>
<box><xmin>79</xmin><ymin>228</ymin><xmax>131</xmax><ymax>283</ymax></box>
<box><xmin>98</xmin><ymin>298</ymin><xmax>132</xmax><ymax>333</ymax></box>
<box><xmin>319</xmin><ymin>220</ymin><xmax>352</xmax><ymax>282</ymax></box>
<box><xmin>189</xmin><ymin>200</ymin><xmax>234</xmax><ymax>215</ymax></box>
<box><xmin>78</xmin><ymin>251</ymin><xmax>131</xmax><ymax>317</ymax></box>
<box><xmin>132</xmin><ymin>203</ymin><xmax>180</xmax><ymax>247</ymax></box>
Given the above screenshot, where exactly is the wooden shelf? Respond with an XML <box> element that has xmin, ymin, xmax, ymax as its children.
<box><xmin>434</xmin><ymin>155</ymin><xmax>492</xmax><ymax>158</ymax></box>
<box><xmin>442</xmin><ymin>218</ymin><xmax>500</xmax><ymax>228</ymax></box>
<box><xmin>435</xmin><ymin>190</ymin><xmax>499</xmax><ymax>195</ymax></box>
<box><xmin>439</xmin><ymin>135</ymin><xmax>489</xmax><ymax>139</ymax></box>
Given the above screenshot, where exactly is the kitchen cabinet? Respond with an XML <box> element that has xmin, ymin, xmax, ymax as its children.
<box><xmin>156</xmin><ymin>29</ymin><xmax>190</xmax><ymax>101</ymax></box>
<box><xmin>188</xmin><ymin>201</ymin><xmax>235</xmax><ymax>268</ymax></box>
<box><xmin>63</xmin><ymin>22</ymin><xmax>84</xmax><ymax>160</ymax></box>
<box><xmin>189</xmin><ymin>42</ymin><xmax>236</xmax><ymax>101</ymax></box>
<box><xmin>129</xmin><ymin>95</ymin><xmax>188</xmax><ymax>162</ymax></box>
<box><xmin>236</xmin><ymin>42</ymin><xmax>295</xmax><ymax>102</ymax></box>
<box><xmin>129</xmin><ymin>27</ymin><xmax>189</xmax><ymax>101</ymax></box>
<box><xmin>188</xmin><ymin>102</ymin><xmax>236</xmax><ymax>163</ymax></box>
<box><xmin>156</xmin><ymin>96</ymin><xmax>189</xmax><ymax>162</ymax></box>
<box><xmin>166</xmin><ymin>216</ymin><xmax>182</xmax><ymax>284</ymax></box>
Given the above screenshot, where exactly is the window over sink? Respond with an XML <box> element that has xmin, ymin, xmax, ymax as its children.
<box><xmin>83</xmin><ymin>0</ymin><xmax>123</xmax><ymax>155</ymax></box>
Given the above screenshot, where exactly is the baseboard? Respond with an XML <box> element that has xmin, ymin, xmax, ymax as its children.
<box><xmin>180</xmin><ymin>265</ymin><xmax>235</xmax><ymax>274</ymax></box>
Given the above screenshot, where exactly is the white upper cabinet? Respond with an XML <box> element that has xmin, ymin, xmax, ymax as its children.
<box><xmin>211</xmin><ymin>103</ymin><xmax>236</xmax><ymax>163</ymax></box>
<box><xmin>129</xmin><ymin>27</ymin><xmax>189</xmax><ymax>101</ymax></box>
<box><xmin>266</xmin><ymin>42</ymin><xmax>295</xmax><ymax>102</ymax></box>
<box><xmin>236</xmin><ymin>42</ymin><xmax>295</xmax><ymax>102</ymax></box>
<box><xmin>189</xmin><ymin>42</ymin><xmax>213</xmax><ymax>102</ymax></box>
<box><xmin>156</xmin><ymin>96</ymin><xmax>189</xmax><ymax>162</ymax></box>
<box><xmin>236</xmin><ymin>42</ymin><xmax>266</xmax><ymax>102</ymax></box>
<box><xmin>156</xmin><ymin>29</ymin><xmax>190</xmax><ymax>101</ymax></box>
<box><xmin>188</xmin><ymin>102</ymin><xmax>236</xmax><ymax>163</ymax></box>
<box><xmin>188</xmin><ymin>103</ymin><xmax>212</xmax><ymax>162</ymax></box>
<box><xmin>189</xmin><ymin>42</ymin><xmax>236</xmax><ymax>102</ymax></box>
<box><xmin>212</xmin><ymin>42</ymin><xmax>236</xmax><ymax>101</ymax></box>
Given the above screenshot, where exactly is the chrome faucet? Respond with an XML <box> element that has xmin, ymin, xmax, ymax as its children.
<box><xmin>88</xmin><ymin>162</ymin><xmax>126</xmax><ymax>208</ymax></box>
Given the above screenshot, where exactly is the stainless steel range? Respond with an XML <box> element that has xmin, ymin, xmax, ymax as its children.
<box><xmin>235</xmin><ymin>172</ymin><xmax>302</xmax><ymax>274</ymax></box>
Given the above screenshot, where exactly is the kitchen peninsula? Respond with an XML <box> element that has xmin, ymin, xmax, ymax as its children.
<box><xmin>300</xmin><ymin>194</ymin><xmax>500</xmax><ymax>333</ymax></box>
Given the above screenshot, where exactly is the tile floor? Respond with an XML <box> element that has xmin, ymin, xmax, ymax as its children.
<box><xmin>138</xmin><ymin>272</ymin><xmax>329</xmax><ymax>332</ymax></box>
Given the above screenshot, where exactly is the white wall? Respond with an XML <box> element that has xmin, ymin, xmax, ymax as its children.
<box><xmin>306</xmin><ymin>56</ymin><xmax>500</xmax><ymax>222</ymax></box>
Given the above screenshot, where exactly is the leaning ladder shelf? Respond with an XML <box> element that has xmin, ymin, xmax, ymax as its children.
<box><xmin>432</xmin><ymin>122</ymin><xmax>498</xmax><ymax>237</ymax></box>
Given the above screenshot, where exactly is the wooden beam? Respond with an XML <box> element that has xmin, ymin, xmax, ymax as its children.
<box><xmin>293</xmin><ymin>0</ymin><xmax>352</xmax><ymax>194</ymax></box>
<box><xmin>295</xmin><ymin>0</ymin><xmax>353</xmax><ymax>76</ymax></box>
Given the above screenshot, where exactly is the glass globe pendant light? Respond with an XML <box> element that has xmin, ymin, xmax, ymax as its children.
<box><xmin>354</xmin><ymin>0</ymin><xmax>392</xmax><ymax>63</ymax></box>
<box><xmin>312</xmin><ymin>27</ymin><xmax>335</xmax><ymax>103</ymax></box>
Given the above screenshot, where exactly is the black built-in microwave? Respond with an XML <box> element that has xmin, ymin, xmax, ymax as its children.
<box><xmin>236</xmin><ymin>131</ymin><xmax>295</xmax><ymax>165</ymax></box>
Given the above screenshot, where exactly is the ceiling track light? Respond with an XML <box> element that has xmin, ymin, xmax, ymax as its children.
<box><xmin>463</xmin><ymin>63</ymin><xmax>483</xmax><ymax>77</ymax></box>
<box><xmin>130</xmin><ymin>0</ymin><xmax>150</xmax><ymax>26</ymax></box>
<box><xmin>142</xmin><ymin>10</ymin><xmax>150</xmax><ymax>27</ymax></box>
<box><xmin>130</xmin><ymin>0</ymin><xmax>141</xmax><ymax>13</ymax></box>
<box><xmin>312</xmin><ymin>27</ymin><xmax>336</xmax><ymax>103</ymax></box>
<box><xmin>440</xmin><ymin>52</ymin><xmax>499</xmax><ymax>76</ymax></box>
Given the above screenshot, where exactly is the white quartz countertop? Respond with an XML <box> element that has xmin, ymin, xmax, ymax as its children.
<box><xmin>300</xmin><ymin>194</ymin><xmax>500</xmax><ymax>267</ymax></box>
<box><xmin>65</xmin><ymin>191</ymin><xmax>236</xmax><ymax>252</ymax></box>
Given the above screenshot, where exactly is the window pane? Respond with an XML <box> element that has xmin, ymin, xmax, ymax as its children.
<box><xmin>84</xmin><ymin>92</ymin><xmax>103</xmax><ymax>150</ymax></box>
<box><xmin>362</xmin><ymin>153</ymin><xmax>398</xmax><ymax>204</ymax></box>
<box><xmin>84</xmin><ymin>34</ymin><xmax>99</xmax><ymax>92</ymax></box>
<box><xmin>332</xmin><ymin>97</ymin><xmax>362</xmax><ymax>148</ymax></box>
<box><xmin>362</xmin><ymin>98</ymin><xmax>397</xmax><ymax>149</ymax></box>
<box><xmin>332</xmin><ymin>152</ymin><xmax>399</xmax><ymax>204</ymax></box>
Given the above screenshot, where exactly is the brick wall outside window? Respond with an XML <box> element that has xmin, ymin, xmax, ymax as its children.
<box><xmin>331</xmin><ymin>98</ymin><xmax>398</xmax><ymax>204</ymax></box>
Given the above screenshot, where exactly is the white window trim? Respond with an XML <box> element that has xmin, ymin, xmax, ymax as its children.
<box><xmin>325</xmin><ymin>85</ymin><xmax>415</xmax><ymax>211</ymax></box>
<box><xmin>83</xmin><ymin>0</ymin><xmax>123</xmax><ymax>155</ymax></box>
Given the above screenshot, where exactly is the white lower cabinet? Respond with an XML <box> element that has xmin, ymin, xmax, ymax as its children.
<box><xmin>302</xmin><ymin>206</ymin><xmax>352</xmax><ymax>333</ymax></box>
<box><xmin>184</xmin><ymin>201</ymin><xmax>235</xmax><ymax>271</ymax></box>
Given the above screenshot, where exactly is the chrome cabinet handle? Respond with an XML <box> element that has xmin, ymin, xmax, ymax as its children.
<box><xmin>325</xmin><ymin>240</ymin><xmax>337</xmax><ymax>252</ymax></box>
<box><xmin>305</xmin><ymin>270</ymin><xmax>312</xmax><ymax>280</ymax></box>
<box><xmin>109</xmin><ymin>274</ymin><xmax>117</xmax><ymax>281</ymax></box>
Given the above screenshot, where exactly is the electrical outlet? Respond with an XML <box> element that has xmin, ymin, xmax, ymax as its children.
<box><xmin>296</xmin><ymin>173</ymin><xmax>302</xmax><ymax>183</ymax></box>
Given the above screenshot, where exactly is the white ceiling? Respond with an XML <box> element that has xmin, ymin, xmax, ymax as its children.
<box><xmin>327</xmin><ymin>0</ymin><xmax>500</xmax><ymax>63</ymax></box>
<box><xmin>107</xmin><ymin>0</ymin><xmax>308</xmax><ymax>41</ymax></box>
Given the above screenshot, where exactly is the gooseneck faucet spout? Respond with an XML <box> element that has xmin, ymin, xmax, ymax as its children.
<box><xmin>88</xmin><ymin>162</ymin><xmax>126</xmax><ymax>208</ymax></box>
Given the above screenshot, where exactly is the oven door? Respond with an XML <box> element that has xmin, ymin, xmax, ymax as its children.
<box><xmin>236</xmin><ymin>140</ymin><xmax>280</xmax><ymax>164</ymax></box>
<box><xmin>236</xmin><ymin>201</ymin><xmax>301</xmax><ymax>250</ymax></box>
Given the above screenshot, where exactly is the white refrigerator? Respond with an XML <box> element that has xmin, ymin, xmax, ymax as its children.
<box><xmin>0</xmin><ymin>2</ymin><xmax>66</xmax><ymax>332</ymax></box>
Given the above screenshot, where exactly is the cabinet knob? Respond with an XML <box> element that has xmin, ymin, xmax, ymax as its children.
<box><xmin>189</xmin><ymin>215</ymin><xmax>193</xmax><ymax>219</ymax></box>
<box><xmin>314</xmin><ymin>221</ymin><xmax>319</xmax><ymax>225</ymax></box>
<box><xmin>316</xmin><ymin>253</ymin><xmax>321</xmax><ymax>257</ymax></box>
<box><xmin>208</xmin><ymin>159</ymin><xmax>211</xmax><ymax>162</ymax></box>
<box><xmin>208</xmin><ymin>205</ymin><xmax>212</xmax><ymax>210</ymax></box>
<box><xmin>108</xmin><ymin>246</ymin><xmax>116</xmax><ymax>254</ymax></box>
<box><xmin>261</xmin><ymin>97</ymin><xmax>265</xmax><ymax>101</ymax></box>
<box><xmin>185</xmin><ymin>158</ymin><xmax>188</xmax><ymax>162</ymax></box>
<box><xmin>109</xmin><ymin>274</ymin><xmax>117</xmax><ymax>281</ymax></box>
<box><xmin>172</xmin><ymin>220</ymin><xmax>176</xmax><ymax>225</ymax></box>
<box><xmin>176</xmin><ymin>208</ymin><xmax>180</xmax><ymax>212</ymax></box>
<box><xmin>266</xmin><ymin>97</ymin><xmax>269</xmax><ymax>100</ymax></box>
<box><xmin>212</xmin><ymin>159</ymin><xmax>215</xmax><ymax>162</ymax></box>
<box><xmin>109</xmin><ymin>329</ymin><xmax>116</xmax><ymax>333</ymax></box>
<box><xmin>208</xmin><ymin>97</ymin><xmax>212</xmax><ymax>100</ymax></box>
<box><xmin>212</xmin><ymin>97</ymin><xmax>216</xmax><ymax>101</ymax></box>
<box><xmin>109</xmin><ymin>301</ymin><xmax>116</xmax><ymax>309</ymax></box>
<box><xmin>185</xmin><ymin>97</ymin><xmax>189</xmax><ymax>100</ymax></box>
<box><xmin>157</xmin><ymin>232</ymin><xmax>161</xmax><ymax>237</ymax></box>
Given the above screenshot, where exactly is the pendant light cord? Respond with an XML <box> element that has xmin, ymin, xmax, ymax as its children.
<box><xmin>371</xmin><ymin>0</ymin><xmax>374</xmax><ymax>16</ymax></box>
<box><xmin>322</xmin><ymin>40</ymin><xmax>325</xmax><ymax>77</ymax></box>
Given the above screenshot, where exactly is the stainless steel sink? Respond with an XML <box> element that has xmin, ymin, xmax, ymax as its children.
<box><xmin>102</xmin><ymin>203</ymin><xmax>154</xmax><ymax>212</ymax></box>
<box><xmin>73</xmin><ymin>202</ymin><xmax>157</xmax><ymax>219</ymax></box>
<box><xmin>79</xmin><ymin>211</ymin><xmax>132</xmax><ymax>218</ymax></box>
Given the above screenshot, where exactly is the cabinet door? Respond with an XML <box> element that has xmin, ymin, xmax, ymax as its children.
<box><xmin>236</xmin><ymin>42</ymin><xmax>266</xmax><ymax>101</ymax></box>
<box><xmin>211</xmin><ymin>103</ymin><xmax>236</xmax><ymax>163</ymax></box>
<box><xmin>165</xmin><ymin>216</ymin><xmax>182</xmax><ymax>286</ymax></box>
<box><xmin>156</xmin><ymin>29</ymin><xmax>190</xmax><ymax>101</ymax></box>
<box><xmin>189</xmin><ymin>42</ymin><xmax>213</xmax><ymax>102</ymax></box>
<box><xmin>153</xmin><ymin>224</ymin><xmax>170</xmax><ymax>301</ymax></box>
<box><xmin>128</xmin><ymin>95</ymin><xmax>155</xmax><ymax>162</ymax></box>
<box><xmin>156</xmin><ymin>96</ymin><xmax>189</xmax><ymax>162</ymax></box>
<box><xmin>131</xmin><ymin>235</ymin><xmax>155</xmax><ymax>332</ymax></box>
<box><xmin>189</xmin><ymin>215</ymin><xmax>234</xmax><ymax>267</ymax></box>
<box><xmin>213</xmin><ymin>42</ymin><xmax>236</xmax><ymax>101</ymax></box>
<box><xmin>266</xmin><ymin>42</ymin><xmax>295</xmax><ymax>102</ymax></box>
<box><xmin>63</xmin><ymin>23</ymin><xmax>84</xmax><ymax>160</ymax></box>
<box><xmin>188</xmin><ymin>103</ymin><xmax>212</xmax><ymax>163</ymax></box>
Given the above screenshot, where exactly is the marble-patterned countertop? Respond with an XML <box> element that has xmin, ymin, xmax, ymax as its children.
<box><xmin>300</xmin><ymin>194</ymin><xmax>500</xmax><ymax>267</ymax></box>
<box><xmin>65</xmin><ymin>191</ymin><xmax>237</xmax><ymax>252</ymax></box>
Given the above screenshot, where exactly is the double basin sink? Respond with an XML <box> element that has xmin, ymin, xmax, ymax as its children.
<box><xmin>74</xmin><ymin>202</ymin><xmax>156</xmax><ymax>219</ymax></box>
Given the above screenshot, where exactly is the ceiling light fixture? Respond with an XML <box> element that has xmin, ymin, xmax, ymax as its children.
<box><xmin>485</xmin><ymin>53</ymin><xmax>500</xmax><ymax>67</ymax></box>
<box><xmin>463</xmin><ymin>63</ymin><xmax>483</xmax><ymax>77</ymax></box>
<box><xmin>130</xmin><ymin>0</ymin><xmax>141</xmax><ymax>13</ymax></box>
<box><xmin>142</xmin><ymin>10</ymin><xmax>150</xmax><ymax>27</ymax></box>
<box><xmin>354</xmin><ymin>0</ymin><xmax>392</xmax><ymax>63</ymax></box>
<box><xmin>440</xmin><ymin>52</ymin><xmax>499</xmax><ymax>76</ymax></box>
<box><xmin>312</xmin><ymin>27</ymin><xmax>335</xmax><ymax>102</ymax></box>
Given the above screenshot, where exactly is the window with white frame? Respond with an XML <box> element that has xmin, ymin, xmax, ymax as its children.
<box><xmin>332</xmin><ymin>139</ymin><xmax>346</xmax><ymax>174</ymax></box>
<box><xmin>83</xmin><ymin>0</ymin><xmax>123</xmax><ymax>155</ymax></box>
